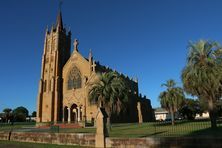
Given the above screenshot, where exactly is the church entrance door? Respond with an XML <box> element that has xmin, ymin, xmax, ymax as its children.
<box><xmin>70</xmin><ymin>104</ymin><xmax>78</xmax><ymax>123</ymax></box>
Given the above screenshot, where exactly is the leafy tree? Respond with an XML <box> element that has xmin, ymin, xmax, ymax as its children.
<box><xmin>216</xmin><ymin>99</ymin><xmax>222</xmax><ymax>117</ymax></box>
<box><xmin>198</xmin><ymin>98</ymin><xmax>208</xmax><ymax>114</ymax></box>
<box><xmin>159</xmin><ymin>79</ymin><xmax>185</xmax><ymax>125</ymax></box>
<box><xmin>89</xmin><ymin>71</ymin><xmax>128</xmax><ymax>127</ymax></box>
<box><xmin>2</xmin><ymin>108</ymin><xmax>13</xmax><ymax>123</ymax></box>
<box><xmin>13</xmin><ymin>106</ymin><xmax>29</xmax><ymax>122</ymax></box>
<box><xmin>179</xmin><ymin>99</ymin><xmax>200</xmax><ymax>120</ymax></box>
<box><xmin>182</xmin><ymin>40</ymin><xmax>222</xmax><ymax>128</ymax></box>
<box><xmin>32</xmin><ymin>111</ymin><xmax>36</xmax><ymax>117</ymax></box>
<box><xmin>0</xmin><ymin>113</ymin><xmax>4</xmax><ymax>122</ymax></box>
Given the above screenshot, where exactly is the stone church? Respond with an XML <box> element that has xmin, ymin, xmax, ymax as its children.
<box><xmin>36</xmin><ymin>11</ymin><xmax>153</xmax><ymax>124</ymax></box>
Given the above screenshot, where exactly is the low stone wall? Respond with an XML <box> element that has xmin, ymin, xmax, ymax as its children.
<box><xmin>0</xmin><ymin>132</ymin><xmax>9</xmax><ymax>141</ymax></box>
<box><xmin>0</xmin><ymin>132</ymin><xmax>95</xmax><ymax>147</ymax></box>
<box><xmin>2</xmin><ymin>131</ymin><xmax>222</xmax><ymax>147</ymax></box>
<box><xmin>106</xmin><ymin>137</ymin><xmax>158</xmax><ymax>148</ymax></box>
<box><xmin>106</xmin><ymin>137</ymin><xmax>222</xmax><ymax>148</ymax></box>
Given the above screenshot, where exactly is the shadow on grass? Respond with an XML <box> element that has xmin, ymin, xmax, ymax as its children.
<box><xmin>153</xmin><ymin>119</ymin><xmax>211</xmax><ymax>127</ymax></box>
<box><xmin>111</xmin><ymin>123</ymin><xmax>136</xmax><ymax>128</ymax></box>
<box><xmin>139</xmin><ymin>131</ymin><xmax>167</xmax><ymax>138</ymax></box>
<box><xmin>185</xmin><ymin>126</ymin><xmax>222</xmax><ymax>137</ymax></box>
<box><xmin>152</xmin><ymin>121</ymin><xmax>191</xmax><ymax>128</ymax></box>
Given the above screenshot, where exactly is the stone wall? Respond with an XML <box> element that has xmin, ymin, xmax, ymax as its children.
<box><xmin>106</xmin><ymin>137</ymin><xmax>222</xmax><ymax>148</ymax></box>
<box><xmin>1</xmin><ymin>131</ymin><xmax>222</xmax><ymax>147</ymax></box>
<box><xmin>0</xmin><ymin>132</ymin><xmax>8</xmax><ymax>141</ymax></box>
<box><xmin>0</xmin><ymin>132</ymin><xmax>95</xmax><ymax>147</ymax></box>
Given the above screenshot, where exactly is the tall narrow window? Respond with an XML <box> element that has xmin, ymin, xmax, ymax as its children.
<box><xmin>44</xmin><ymin>80</ymin><xmax>47</xmax><ymax>92</ymax></box>
<box><xmin>48</xmin><ymin>80</ymin><xmax>51</xmax><ymax>91</ymax></box>
<box><xmin>67</xmin><ymin>66</ymin><xmax>82</xmax><ymax>90</ymax></box>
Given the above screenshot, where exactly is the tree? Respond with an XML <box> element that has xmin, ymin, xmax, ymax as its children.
<box><xmin>88</xmin><ymin>71</ymin><xmax>128</xmax><ymax>127</ymax></box>
<box><xmin>13</xmin><ymin>106</ymin><xmax>29</xmax><ymax>122</ymax></box>
<box><xmin>0</xmin><ymin>113</ymin><xmax>4</xmax><ymax>122</ymax></box>
<box><xmin>159</xmin><ymin>79</ymin><xmax>185</xmax><ymax>125</ymax></box>
<box><xmin>2</xmin><ymin>108</ymin><xmax>12</xmax><ymax>123</ymax></box>
<box><xmin>182</xmin><ymin>40</ymin><xmax>222</xmax><ymax>128</ymax></box>
<box><xmin>32</xmin><ymin>111</ymin><xmax>36</xmax><ymax>117</ymax></box>
<box><xmin>216</xmin><ymin>99</ymin><xmax>222</xmax><ymax>117</ymax></box>
<box><xmin>179</xmin><ymin>99</ymin><xmax>200</xmax><ymax>120</ymax></box>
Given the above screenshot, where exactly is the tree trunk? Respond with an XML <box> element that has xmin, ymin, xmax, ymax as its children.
<box><xmin>170</xmin><ymin>107</ymin><xmax>175</xmax><ymax>126</ymax></box>
<box><xmin>107</xmin><ymin>116</ymin><xmax>111</xmax><ymax>132</ymax></box>
<box><xmin>208</xmin><ymin>99</ymin><xmax>217</xmax><ymax>128</ymax></box>
<box><xmin>105</xmin><ymin>106</ymin><xmax>112</xmax><ymax>132</ymax></box>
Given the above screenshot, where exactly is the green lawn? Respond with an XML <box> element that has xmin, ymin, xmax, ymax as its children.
<box><xmin>0</xmin><ymin>123</ymin><xmax>96</xmax><ymax>133</ymax></box>
<box><xmin>109</xmin><ymin>120</ymin><xmax>222</xmax><ymax>138</ymax></box>
<box><xmin>0</xmin><ymin>140</ymin><xmax>81</xmax><ymax>148</ymax></box>
<box><xmin>1</xmin><ymin>120</ymin><xmax>222</xmax><ymax>138</ymax></box>
<box><xmin>0</xmin><ymin>122</ymin><xmax>36</xmax><ymax>132</ymax></box>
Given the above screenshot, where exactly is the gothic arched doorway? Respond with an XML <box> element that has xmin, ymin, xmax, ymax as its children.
<box><xmin>70</xmin><ymin>104</ymin><xmax>78</xmax><ymax>123</ymax></box>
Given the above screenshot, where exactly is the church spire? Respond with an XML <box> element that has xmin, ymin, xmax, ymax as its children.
<box><xmin>89</xmin><ymin>49</ymin><xmax>93</xmax><ymax>74</ymax></box>
<box><xmin>74</xmin><ymin>39</ymin><xmax>79</xmax><ymax>52</ymax></box>
<box><xmin>56</xmin><ymin>10</ymin><xmax>63</xmax><ymax>31</ymax></box>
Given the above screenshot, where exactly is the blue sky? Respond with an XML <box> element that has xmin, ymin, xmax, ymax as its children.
<box><xmin>0</xmin><ymin>0</ymin><xmax>222</xmax><ymax>114</ymax></box>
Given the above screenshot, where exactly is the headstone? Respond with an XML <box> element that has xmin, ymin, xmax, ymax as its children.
<box><xmin>137</xmin><ymin>102</ymin><xmax>143</xmax><ymax>123</ymax></box>
<box><xmin>95</xmin><ymin>107</ymin><xmax>108</xmax><ymax>148</ymax></box>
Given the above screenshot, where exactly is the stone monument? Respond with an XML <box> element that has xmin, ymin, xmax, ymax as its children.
<box><xmin>95</xmin><ymin>107</ymin><xmax>108</xmax><ymax>148</ymax></box>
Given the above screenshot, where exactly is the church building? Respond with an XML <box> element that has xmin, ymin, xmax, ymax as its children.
<box><xmin>36</xmin><ymin>11</ymin><xmax>153</xmax><ymax>124</ymax></box>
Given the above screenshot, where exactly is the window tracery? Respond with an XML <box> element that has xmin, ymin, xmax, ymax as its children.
<box><xmin>67</xmin><ymin>66</ymin><xmax>82</xmax><ymax>90</ymax></box>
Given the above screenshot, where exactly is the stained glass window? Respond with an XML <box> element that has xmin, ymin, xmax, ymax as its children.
<box><xmin>67</xmin><ymin>66</ymin><xmax>81</xmax><ymax>90</ymax></box>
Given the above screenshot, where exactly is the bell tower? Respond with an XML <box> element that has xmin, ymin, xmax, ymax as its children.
<box><xmin>37</xmin><ymin>10</ymin><xmax>71</xmax><ymax>123</ymax></box>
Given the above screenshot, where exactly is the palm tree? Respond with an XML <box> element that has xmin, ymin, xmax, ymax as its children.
<box><xmin>182</xmin><ymin>40</ymin><xmax>222</xmax><ymax>128</ymax></box>
<box><xmin>159</xmin><ymin>79</ymin><xmax>185</xmax><ymax>125</ymax></box>
<box><xmin>88</xmin><ymin>71</ymin><xmax>128</xmax><ymax>127</ymax></box>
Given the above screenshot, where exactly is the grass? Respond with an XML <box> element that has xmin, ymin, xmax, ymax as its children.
<box><xmin>0</xmin><ymin>122</ymin><xmax>35</xmax><ymax>132</ymax></box>
<box><xmin>0</xmin><ymin>123</ymin><xmax>96</xmax><ymax>133</ymax></box>
<box><xmin>109</xmin><ymin>120</ymin><xmax>222</xmax><ymax>138</ymax></box>
<box><xmin>0</xmin><ymin>140</ymin><xmax>82</xmax><ymax>148</ymax></box>
<box><xmin>1</xmin><ymin>120</ymin><xmax>222</xmax><ymax>138</ymax></box>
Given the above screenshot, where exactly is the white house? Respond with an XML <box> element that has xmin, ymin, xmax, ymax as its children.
<box><xmin>154</xmin><ymin>108</ymin><xmax>182</xmax><ymax>121</ymax></box>
<box><xmin>154</xmin><ymin>108</ymin><xmax>170</xmax><ymax>121</ymax></box>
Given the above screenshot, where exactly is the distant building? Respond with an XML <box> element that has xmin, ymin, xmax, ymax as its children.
<box><xmin>154</xmin><ymin>108</ymin><xmax>181</xmax><ymax>121</ymax></box>
<box><xmin>36</xmin><ymin>10</ymin><xmax>153</xmax><ymax>124</ymax></box>
<box><xmin>154</xmin><ymin>108</ymin><xmax>169</xmax><ymax>121</ymax></box>
<box><xmin>195</xmin><ymin>112</ymin><xmax>210</xmax><ymax>119</ymax></box>
<box><xmin>26</xmin><ymin>117</ymin><xmax>36</xmax><ymax>122</ymax></box>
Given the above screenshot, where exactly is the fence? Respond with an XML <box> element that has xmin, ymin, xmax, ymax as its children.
<box><xmin>109</xmin><ymin>119</ymin><xmax>222</xmax><ymax>137</ymax></box>
<box><xmin>0</xmin><ymin>119</ymin><xmax>222</xmax><ymax>137</ymax></box>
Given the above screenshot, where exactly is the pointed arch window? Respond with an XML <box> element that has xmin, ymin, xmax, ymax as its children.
<box><xmin>67</xmin><ymin>66</ymin><xmax>82</xmax><ymax>90</ymax></box>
